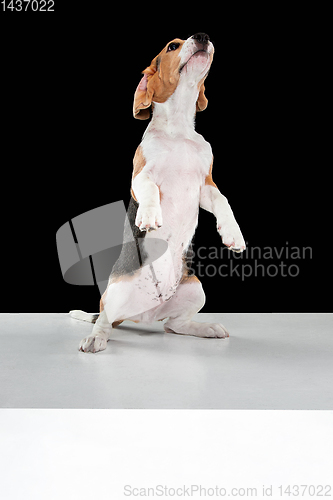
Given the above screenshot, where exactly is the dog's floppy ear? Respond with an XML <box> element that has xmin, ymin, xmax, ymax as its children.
<box><xmin>133</xmin><ymin>49</ymin><xmax>181</xmax><ymax>119</ymax></box>
<box><xmin>133</xmin><ymin>60</ymin><xmax>159</xmax><ymax>120</ymax></box>
<box><xmin>196</xmin><ymin>81</ymin><xmax>208</xmax><ymax>112</ymax></box>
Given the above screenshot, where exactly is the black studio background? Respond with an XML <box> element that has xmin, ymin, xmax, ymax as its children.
<box><xmin>1</xmin><ymin>5</ymin><xmax>329</xmax><ymax>313</ymax></box>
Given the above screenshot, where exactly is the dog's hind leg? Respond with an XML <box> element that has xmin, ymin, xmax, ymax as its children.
<box><xmin>157</xmin><ymin>276</ymin><xmax>229</xmax><ymax>338</ymax></box>
<box><xmin>78</xmin><ymin>273</ymin><xmax>161</xmax><ymax>353</ymax></box>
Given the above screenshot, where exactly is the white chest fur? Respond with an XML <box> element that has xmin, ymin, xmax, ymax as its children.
<box><xmin>141</xmin><ymin>129</ymin><xmax>212</xmax><ymax>244</ymax></box>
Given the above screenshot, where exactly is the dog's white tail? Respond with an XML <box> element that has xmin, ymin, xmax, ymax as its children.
<box><xmin>69</xmin><ymin>310</ymin><xmax>99</xmax><ymax>323</ymax></box>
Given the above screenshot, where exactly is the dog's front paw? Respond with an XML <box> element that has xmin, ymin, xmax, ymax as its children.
<box><xmin>79</xmin><ymin>335</ymin><xmax>107</xmax><ymax>353</ymax></box>
<box><xmin>135</xmin><ymin>204</ymin><xmax>163</xmax><ymax>232</ymax></box>
<box><xmin>218</xmin><ymin>222</ymin><xmax>246</xmax><ymax>253</ymax></box>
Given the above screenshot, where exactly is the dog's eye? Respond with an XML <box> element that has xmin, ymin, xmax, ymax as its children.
<box><xmin>167</xmin><ymin>42</ymin><xmax>180</xmax><ymax>52</ymax></box>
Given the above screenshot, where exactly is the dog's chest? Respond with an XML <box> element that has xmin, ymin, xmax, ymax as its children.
<box><xmin>142</xmin><ymin>132</ymin><xmax>212</xmax><ymax>258</ymax></box>
<box><xmin>142</xmin><ymin>133</ymin><xmax>212</xmax><ymax>203</ymax></box>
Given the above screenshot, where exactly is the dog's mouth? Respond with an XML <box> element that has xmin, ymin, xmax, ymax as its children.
<box><xmin>179</xmin><ymin>49</ymin><xmax>209</xmax><ymax>73</ymax></box>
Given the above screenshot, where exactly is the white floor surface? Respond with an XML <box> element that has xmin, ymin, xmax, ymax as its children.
<box><xmin>0</xmin><ymin>313</ymin><xmax>332</xmax><ymax>409</ymax></box>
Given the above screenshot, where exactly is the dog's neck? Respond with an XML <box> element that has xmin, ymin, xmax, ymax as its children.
<box><xmin>147</xmin><ymin>76</ymin><xmax>200</xmax><ymax>139</ymax></box>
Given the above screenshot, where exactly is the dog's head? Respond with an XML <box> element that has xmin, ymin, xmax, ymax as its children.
<box><xmin>133</xmin><ymin>33</ymin><xmax>214</xmax><ymax>120</ymax></box>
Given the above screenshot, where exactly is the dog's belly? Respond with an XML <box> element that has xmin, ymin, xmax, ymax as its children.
<box><xmin>161</xmin><ymin>193</ymin><xmax>198</xmax><ymax>254</ymax></box>
<box><xmin>144</xmin><ymin>190</ymin><xmax>199</xmax><ymax>290</ymax></box>
<box><xmin>127</xmin><ymin>194</ymin><xmax>199</xmax><ymax>325</ymax></box>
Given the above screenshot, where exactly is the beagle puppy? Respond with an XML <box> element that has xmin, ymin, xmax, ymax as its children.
<box><xmin>77</xmin><ymin>33</ymin><xmax>246</xmax><ymax>353</ymax></box>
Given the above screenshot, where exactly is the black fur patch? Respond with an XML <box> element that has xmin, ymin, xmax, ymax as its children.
<box><xmin>109</xmin><ymin>197</ymin><xmax>192</xmax><ymax>282</ymax></box>
<box><xmin>110</xmin><ymin>197</ymin><xmax>148</xmax><ymax>278</ymax></box>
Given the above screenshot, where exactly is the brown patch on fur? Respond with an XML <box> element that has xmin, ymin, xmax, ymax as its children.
<box><xmin>132</xmin><ymin>146</ymin><xmax>146</xmax><ymax>179</ymax></box>
<box><xmin>205</xmin><ymin>158</ymin><xmax>217</xmax><ymax>188</ymax></box>
<box><xmin>131</xmin><ymin>146</ymin><xmax>146</xmax><ymax>201</ymax></box>
<box><xmin>180</xmin><ymin>274</ymin><xmax>200</xmax><ymax>285</ymax></box>
<box><xmin>196</xmin><ymin>80</ymin><xmax>208</xmax><ymax>112</ymax></box>
<box><xmin>99</xmin><ymin>292</ymin><xmax>106</xmax><ymax>312</ymax></box>
<box><xmin>112</xmin><ymin>320</ymin><xmax>123</xmax><ymax>328</ymax></box>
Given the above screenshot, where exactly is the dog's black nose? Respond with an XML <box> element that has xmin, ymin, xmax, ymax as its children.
<box><xmin>192</xmin><ymin>33</ymin><xmax>210</xmax><ymax>45</ymax></box>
